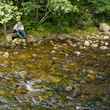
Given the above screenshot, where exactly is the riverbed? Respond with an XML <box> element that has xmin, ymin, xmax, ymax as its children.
<box><xmin>0</xmin><ymin>34</ymin><xmax>110</xmax><ymax>110</ymax></box>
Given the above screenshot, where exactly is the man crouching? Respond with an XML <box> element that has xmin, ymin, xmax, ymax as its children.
<box><xmin>13</xmin><ymin>21</ymin><xmax>27</xmax><ymax>39</ymax></box>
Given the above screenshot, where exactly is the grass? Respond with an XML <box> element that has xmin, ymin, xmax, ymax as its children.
<box><xmin>29</xmin><ymin>23</ymin><xmax>99</xmax><ymax>38</ymax></box>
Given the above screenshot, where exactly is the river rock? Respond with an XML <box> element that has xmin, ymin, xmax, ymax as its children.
<box><xmin>65</xmin><ymin>86</ymin><xmax>72</xmax><ymax>92</ymax></box>
<box><xmin>104</xmin><ymin>42</ymin><xmax>109</xmax><ymax>46</ymax></box>
<box><xmin>2</xmin><ymin>52</ymin><xmax>9</xmax><ymax>58</ymax></box>
<box><xmin>99</xmin><ymin>23</ymin><xmax>110</xmax><ymax>32</ymax></box>
<box><xmin>100</xmin><ymin>46</ymin><xmax>108</xmax><ymax>50</ymax></box>
<box><xmin>84</xmin><ymin>40</ymin><xmax>90</xmax><ymax>47</ymax></box>
<box><xmin>6</xmin><ymin>34</ymin><xmax>13</xmax><ymax>43</ymax></box>
<box><xmin>51</xmin><ymin>50</ymin><xmax>56</xmax><ymax>54</ymax></box>
<box><xmin>103</xmin><ymin>35</ymin><xmax>109</xmax><ymax>39</ymax></box>
<box><xmin>91</xmin><ymin>43</ymin><xmax>98</xmax><ymax>48</ymax></box>
<box><xmin>74</xmin><ymin>51</ymin><xmax>81</xmax><ymax>56</ymax></box>
<box><xmin>26</xmin><ymin>35</ymin><xmax>34</xmax><ymax>44</ymax></box>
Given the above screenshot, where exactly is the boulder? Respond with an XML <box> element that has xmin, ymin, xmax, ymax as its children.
<box><xmin>99</xmin><ymin>23</ymin><xmax>110</xmax><ymax>32</ymax></box>
<box><xmin>3</xmin><ymin>52</ymin><xmax>9</xmax><ymax>58</ymax></box>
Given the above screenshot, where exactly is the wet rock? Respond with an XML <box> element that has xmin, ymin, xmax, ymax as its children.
<box><xmin>52</xmin><ymin>57</ymin><xmax>58</xmax><ymax>60</ymax></box>
<box><xmin>3</xmin><ymin>52</ymin><xmax>9</xmax><ymax>58</ymax></box>
<box><xmin>0</xmin><ymin>96</ymin><xmax>8</xmax><ymax>104</ymax></box>
<box><xmin>19</xmin><ymin>71</ymin><xmax>27</xmax><ymax>79</ymax></box>
<box><xmin>6</xmin><ymin>34</ymin><xmax>13</xmax><ymax>43</ymax></box>
<box><xmin>100</xmin><ymin>46</ymin><xmax>108</xmax><ymax>50</ymax></box>
<box><xmin>32</xmin><ymin>53</ymin><xmax>37</xmax><ymax>57</ymax></box>
<box><xmin>104</xmin><ymin>42</ymin><xmax>109</xmax><ymax>46</ymax></box>
<box><xmin>84</xmin><ymin>40</ymin><xmax>90</xmax><ymax>47</ymax></box>
<box><xmin>13</xmin><ymin>51</ymin><xmax>19</xmax><ymax>55</ymax></box>
<box><xmin>74</xmin><ymin>51</ymin><xmax>81</xmax><ymax>56</ymax></box>
<box><xmin>87</xmin><ymin>74</ymin><xmax>96</xmax><ymax>81</ymax></box>
<box><xmin>66</xmin><ymin>40</ymin><xmax>74</xmax><ymax>47</ymax></box>
<box><xmin>99</xmin><ymin>23</ymin><xmax>110</xmax><ymax>32</ymax></box>
<box><xmin>66</xmin><ymin>96</ymin><xmax>73</xmax><ymax>100</ymax></box>
<box><xmin>0</xmin><ymin>64</ymin><xmax>8</xmax><ymax>67</ymax></box>
<box><xmin>76</xmin><ymin>105</ymin><xmax>91</xmax><ymax>110</ymax></box>
<box><xmin>103</xmin><ymin>35</ymin><xmax>109</xmax><ymax>39</ymax></box>
<box><xmin>57</xmin><ymin>34</ymin><xmax>72</xmax><ymax>40</ymax></box>
<box><xmin>50</xmin><ymin>50</ymin><xmax>56</xmax><ymax>54</ymax></box>
<box><xmin>49</xmin><ymin>40</ymin><xmax>55</xmax><ymax>46</ymax></box>
<box><xmin>21</xmin><ymin>39</ymin><xmax>27</xmax><ymax>46</ymax></box>
<box><xmin>65</xmin><ymin>86</ymin><xmax>72</xmax><ymax>92</ymax></box>
<box><xmin>26</xmin><ymin>35</ymin><xmax>34</xmax><ymax>44</ymax></box>
<box><xmin>21</xmin><ymin>81</ymin><xmax>45</xmax><ymax>93</ymax></box>
<box><xmin>91</xmin><ymin>43</ymin><xmax>98</xmax><ymax>48</ymax></box>
<box><xmin>72</xmin><ymin>87</ymin><xmax>81</xmax><ymax>98</ymax></box>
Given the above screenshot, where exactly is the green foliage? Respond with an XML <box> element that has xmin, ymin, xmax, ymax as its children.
<box><xmin>89</xmin><ymin>0</ymin><xmax>110</xmax><ymax>13</ymax></box>
<box><xmin>21</xmin><ymin>2</ymin><xmax>37</xmax><ymax>16</ymax></box>
<box><xmin>49</xmin><ymin>0</ymin><xmax>78</xmax><ymax>14</ymax></box>
<box><xmin>0</xmin><ymin>2</ymin><xmax>21</xmax><ymax>24</ymax></box>
<box><xmin>0</xmin><ymin>0</ymin><xmax>110</xmax><ymax>32</ymax></box>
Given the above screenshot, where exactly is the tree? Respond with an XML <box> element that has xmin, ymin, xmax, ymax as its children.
<box><xmin>0</xmin><ymin>2</ymin><xmax>22</xmax><ymax>36</ymax></box>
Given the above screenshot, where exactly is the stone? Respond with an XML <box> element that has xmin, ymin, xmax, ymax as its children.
<box><xmin>3</xmin><ymin>52</ymin><xmax>9</xmax><ymax>58</ymax></box>
<box><xmin>65</xmin><ymin>86</ymin><xmax>72</xmax><ymax>92</ymax></box>
<box><xmin>53</xmin><ymin>46</ymin><xmax>58</xmax><ymax>50</ymax></box>
<box><xmin>74</xmin><ymin>51</ymin><xmax>81</xmax><ymax>56</ymax></box>
<box><xmin>100</xmin><ymin>46</ymin><xmax>108</xmax><ymax>50</ymax></box>
<box><xmin>26</xmin><ymin>35</ymin><xmax>34</xmax><ymax>44</ymax></box>
<box><xmin>99</xmin><ymin>23</ymin><xmax>110</xmax><ymax>32</ymax></box>
<box><xmin>87</xmin><ymin>74</ymin><xmax>96</xmax><ymax>81</ymax></box>
<box><xmin>19</xmin><ymin>71</ymin><xmax>27</xmax><ymax>79</ymax></box>
<box><xmin>84</xmin><ymin>40</ymin><xmax>90</xmax><ymax>47</ymax></box>
<box><xmin>12</xmin><ymin>38</ymin><xmax>21</xmax><ymax>45</ymax></box>
<box><xmin>51</xmin><ymin>50</ymin><xmax>56</xmax><ymax>54</ymax></box>
<box><xmin>103</xmin><ymin>35</ymin><xmax>109</xmax><ymax>39</ymax></box>
<box><xmin>6</xmin><ymin>34</ymin><xmax>13</xmax><ymax>43</ymax></box>
<box><xmin>105</xmin><ymin>42</ymin><xmax>109</xmax><ymax>46</ymax></box>
<box><xmin>91</xmin><ymin>43</ymin><xmax>98</xmax><ymax>48</ymax></box>
<box><xmin>32</xmin><ymin>53</ymin><xmax>37</xmax><ymax>57</ymax></box>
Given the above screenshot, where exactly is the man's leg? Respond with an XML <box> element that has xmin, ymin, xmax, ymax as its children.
<box><xmin>19</xmin><ymin>31</ymin><xmax>27</xmax><ymax>39</ymax></box>
<box><xmin>16</xmin><ymin>31</ymin><xmax>23</xmax><ymax>38</ymax></box>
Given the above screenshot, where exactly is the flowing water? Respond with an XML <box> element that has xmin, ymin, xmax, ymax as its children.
<box><xmin>0</xmin><ymin>36</ymin><xmax>110</xmax><ymax>110</ymax></box>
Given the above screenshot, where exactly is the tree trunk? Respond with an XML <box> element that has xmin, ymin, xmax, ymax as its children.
<box><xmin>3</xmin><ymin>23</ymin><xmax>7</xmax><ymax>37</ymax></box>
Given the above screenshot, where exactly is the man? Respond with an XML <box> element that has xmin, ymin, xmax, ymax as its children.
<box><xmin>13</xmin><ymin>21</ymin><xmax>26</xmax><ymax>39</ymax></box>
